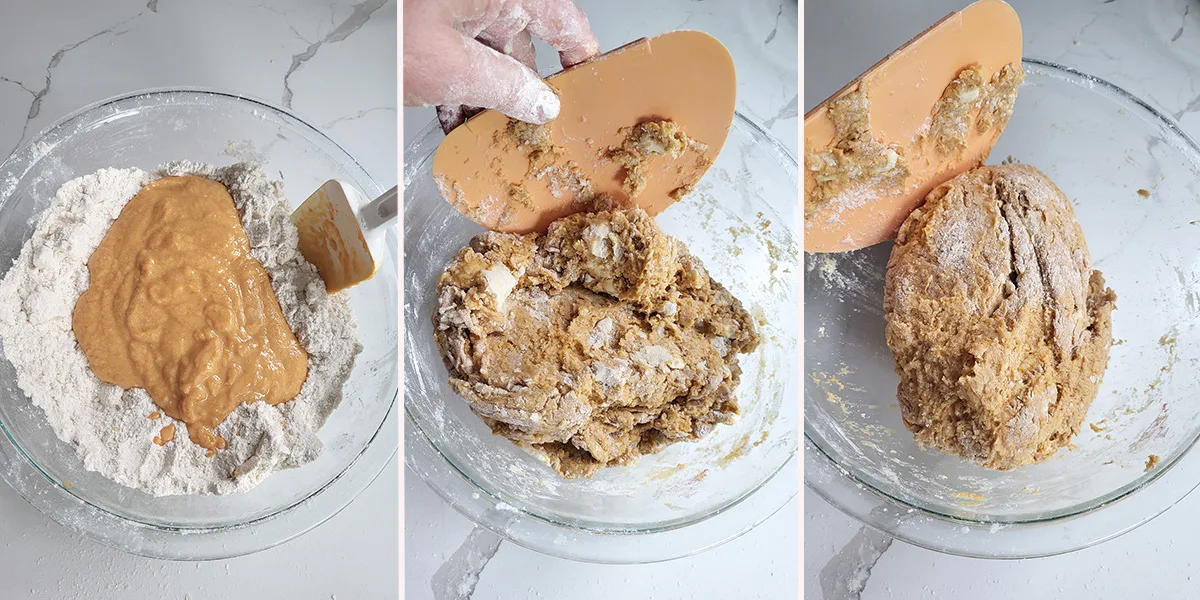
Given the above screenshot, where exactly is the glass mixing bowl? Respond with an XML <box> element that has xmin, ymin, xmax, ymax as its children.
<box><xmin>404</xmin><ymin>113</ymin><xmax>799</xmax><ymax>563</ymax></box>
<box><xmin>0</xmin><ymin>89</ymin><xmax>398</xmax><ymax>560</ymax></box>
<box><xmin>805</xmin><ymin>58</ymin><xmax>1200</xmax><ymax>558</ymax></box>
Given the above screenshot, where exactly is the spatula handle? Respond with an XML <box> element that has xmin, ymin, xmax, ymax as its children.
<box><xmin>361</xmin><ymin>185</ymin><xmax>398</xmax><ymax>232</ymax></box>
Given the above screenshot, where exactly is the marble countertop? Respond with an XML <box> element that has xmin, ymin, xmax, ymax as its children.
<box><xmin>402</xmin><ymin>1</ymin><xmax>799</xmax><ymax>598</ymax></box>
<box><xmin>0</xmin><ymin>1</ymin><xmax>397</xmax><ymax>598</ymax></box>
<box><xmin>805</xmin><ymin>1</ymin><xmax>1200</xmax><ymax>598</ymax></box>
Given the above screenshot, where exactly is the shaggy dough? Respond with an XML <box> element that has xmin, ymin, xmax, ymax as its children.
<box><xmin>975</xmin><ymin>63</ymin><xmax>1024</xmax><ymax>135</ymax></box>
<box><xmin>928</xmin><ymin>65</ymin><xmax>986</xmax><ymax>155</ymax></box>
<box><xmin>927</xmin><ymin>63</ymin><xmax>1026</xmax><ymax>156</ymax></box>
<box><xmin>804</xmin><ymin>88</ymin><xmax>910</xmax><ymax>217</ymax></box>
<box><xmin>884</xmin><ymin>164</ymin><xmax>1116</xmax><ymax>470</ymax></box>
<box><xmin>433</xmin><ymin>209</ymin><xmax>759</xmax><ymax>478</ymax></box>
<box><xmin>607</xmin><ymin>119</ymin><xmax>709</xmax><ymax>198</ymax></box>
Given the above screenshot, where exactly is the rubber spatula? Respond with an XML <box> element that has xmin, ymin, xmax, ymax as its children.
<box><xmin>432</xmin><ymin>30</ymin><xmax>737</xmax><ymax>234</ymax></box>
<box><xmin>804</xmin><ymin>0</ymin><xmax>1022</xmax><ymax>253</ymax></box>
<box><xmin>291</xmin><ymin>181</ymin><xmax>397</xmax><ymax>293</ymax></box>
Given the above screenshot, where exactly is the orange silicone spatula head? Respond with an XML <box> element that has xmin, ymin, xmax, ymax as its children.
<box><xmin>804</xmin><ymin>0</ymin><xmax>1023</xmax><ymax>253</ymax></box>
<box><xmin>291</xmin><ymin>181</ymin><xmax>397</xmax><ymax>293</ymax></box>
<box><xmin>433</xmin><ymin>30</ymin><xmax>737</xmax><ymax>234</ymax></box>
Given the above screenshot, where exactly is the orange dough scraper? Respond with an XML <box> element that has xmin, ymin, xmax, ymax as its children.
<box><xmin>804</xmin><ymin>0</ymin><xmax>1022</xmax><ymax>253</ymax></box>
<box><xmin>432</xmin><ymin>30</ymin><xmax>737</xmax><ymax>234</ymax></box>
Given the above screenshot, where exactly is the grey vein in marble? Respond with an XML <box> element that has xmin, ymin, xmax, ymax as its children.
<box><xmin>1076</xmin><ymin>13</ymin><xmax>1101</xmax><ymax>40</ymax></box>
<box><xmin>31</xmin><ymin>13</ymin><xmax>145</xmax><ymax>120</ymax></box>
<box><xmin>8</xmin><ymin>8</ymin><xmax>152</xmax><ymax>154</ymax></box>
<box><xmin>763</xmin><ymin>93</ymin><xmax>798</xmax><ymax>129</ymax></box>
<box><xmin>322</xmin><ymin>105</ymin><xmax>396</xmax><ymax>129</ymax></box>
<box><xmin>674</xmin><ymin>10</ymin><xmax>698</xmax><ymax>31</ymax></box>
<box><xmin>1173</xmin><ymin>91</ymin><xmax>1200</xmax><ymax>121</ymax></box>
<box><xmin>432</xmin><ymin>526</ymin><xmax>504</xmax><ymax>600</ymax></box>
<box><xmin>261</xmin><ymin>3</ymin><xmax>316</xmax><ymax>45</ymax></box>
<box><xmin>147</xmin><ymin>0</ymin><xmax>159</xmax><ymax>13</ymax></box>
<box><xmin>281</xmin><ymin>0</ymin><xmax>388</xmax><ymax>108</ymax></box>
<box><xmin>0</xmin><ymin>76</ymin><xmax>35</xmax><ymax>97</ymax></box>
<box><xmin>1172</xmin><ymin>4</ymin><xmax>1190</xmax><ymax>42</ymax></box>
<box><xmin>764</xmin><ymin>4</ymin><xmax>784</xmax><ymax>45</ymax></box>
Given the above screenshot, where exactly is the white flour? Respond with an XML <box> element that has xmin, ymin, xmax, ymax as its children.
<box><xmin>0</xmin><ymin>162</ymin><xmax>360</xmax><ymax>496</ymax></box>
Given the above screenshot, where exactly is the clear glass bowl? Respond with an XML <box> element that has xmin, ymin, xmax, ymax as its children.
<box><xmin>805</xmin><ymin>58</ymin><xmax>1200</xmax><ymax>558</ymax></box>
<box><xmin>0</xmin><ymin>89</ymin><xmax>398</xmax><ymax>560</ymax></box>
<box><xmin>404</xmin><ymin>113</ymin><xmax>799</xmax><ymax>563</ymax></box>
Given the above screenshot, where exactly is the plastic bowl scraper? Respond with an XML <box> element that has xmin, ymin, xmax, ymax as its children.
<box><xmin>432</xmin><ymin>30</ymin><xmax>738</xmax><ymax>234</ymax></box>
<box><xmin>804</xmin><ymin>0</ymin><xmax>1022</xmax><ymax>253</ymax></box>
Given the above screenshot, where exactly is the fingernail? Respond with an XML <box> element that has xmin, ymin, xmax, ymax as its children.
<box><xmin>532</xmin><ymin>87</ymin><xmax>560</xmax><ymax>123</ymax></box>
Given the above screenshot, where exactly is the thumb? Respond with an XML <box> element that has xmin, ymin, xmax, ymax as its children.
<box><xmin>405</xmin><ymin>24</ymin><xmax>559</xmax><ymax>124</ymax></box>
<box><xmin>458</xmin><ymin>37</ymin><xmax>561</xmax><ymax>124</ymax></box>
<box><xmin>459</xmin><ymin>38</ymin><xmax>561</xmax><ymax>124</ymax></box>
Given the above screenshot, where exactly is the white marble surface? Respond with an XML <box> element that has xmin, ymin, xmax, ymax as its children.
<box><xmin>0</xmin><ymin>1</ymin><xmax>397</xmax><ymax>598</ymax></box>
<box><xmin>805</xmin><ymin>1</ymin><xmax>1200</xmax><ymax>598</ymax></box>
<box><xmin>402</xmin><ymin>1</ymin><xmax>799</xmax><ymax>598</ymax></box>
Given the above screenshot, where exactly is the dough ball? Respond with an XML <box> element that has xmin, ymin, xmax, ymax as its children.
<box><xmin>884</xmin><ymin>164</ymin><xmax>1116</xmax><ymax>470</ymax></box>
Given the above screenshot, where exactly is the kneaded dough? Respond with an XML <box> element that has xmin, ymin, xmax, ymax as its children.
<box><xmin>884</xmin><ymin>164</ymin><xmax>1117</xmax><ymax>470</ymax></box>
<box><xmin>434</xmin><ymin>209</ymin><xmax>759</xmax><ymax>477</ymax></box>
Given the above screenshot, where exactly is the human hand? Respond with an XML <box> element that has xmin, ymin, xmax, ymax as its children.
<box><xmin>404</xmin><ymin>0</ymin><xmax>600</xmax><ymax>133</ymax></box>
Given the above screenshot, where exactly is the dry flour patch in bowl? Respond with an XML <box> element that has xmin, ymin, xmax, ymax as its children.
<box><xmin>0</xmin><ymin>161</ymin><xmax>360</xmax><ymax>496</ymax></box>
